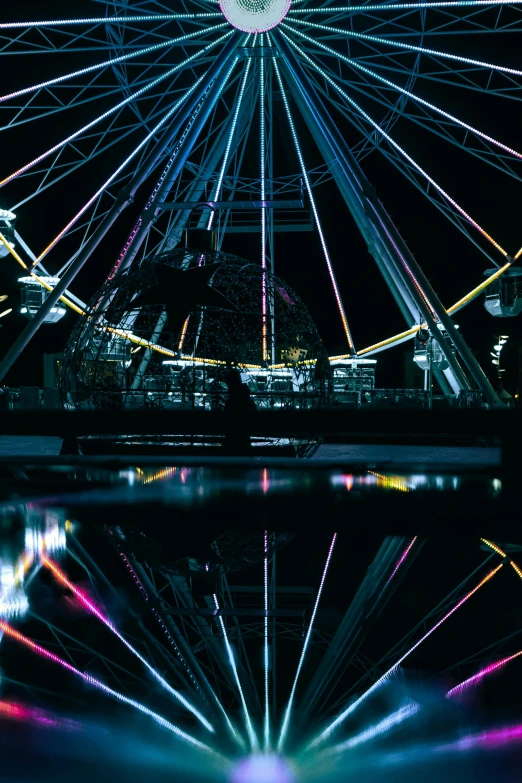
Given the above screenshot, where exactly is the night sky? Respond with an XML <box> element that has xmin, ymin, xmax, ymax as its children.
<box><xmin>1</xmin><ymin>0</ymin><xmax>522</xmax><ymax>391</ymax></box>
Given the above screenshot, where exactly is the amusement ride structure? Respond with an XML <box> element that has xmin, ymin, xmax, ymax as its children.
<box><xmin>1</xmin><ymin>0</ymin><xmax>522</xmax><ymax>410</ymax></box>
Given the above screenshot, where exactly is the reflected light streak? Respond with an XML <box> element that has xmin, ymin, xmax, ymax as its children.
<box><xmin>309</xmin><ymin>563</ymin><xmax>503</xmax><ymax>748</ymax></box>
<box><xmin>213</xmin><ymin>593</ymin><xmax>258</xmax><ymax>750</ymax></box>
<box><xmin>446</xmin><ymin>649</ymin><xmax>522</xmax><ymax>698</ymax></box>
<box><xmin>329</xmin><ymin>701</ymin><xmax>420</xmax><ymax>754</ymax></box>
<box><xmin>278</xmin><ymin>533</ymin><xmax>337</xmax><ymax>752</ymax></box>
<box><xmin>0</xmin><ymin>620</ymin><xmax>211</xmax><ymax>752</ymax></box>
<box><xmin>43</xmin><ymin>557</ymin><xmax>214</xmax><ymax>733</ymax></box>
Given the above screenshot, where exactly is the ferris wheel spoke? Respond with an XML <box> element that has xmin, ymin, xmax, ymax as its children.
<box><xmin>0</xmin><ymin>25</ymin><xmax>227</xmax><ymax>105</ymax></box>
<box><xmin>291</xmin><ymin>26</ymin><xmax>522</xmax><ymax>176</ymax></box>
<box><xmin>271</xmin><ymin>40</ymin><xmax>356</xmax><ymax>353</ymax></box>
<box><xmin>0</xmin><ymin>53</ymin><xmax>217</xmax><ymax>189</ymax></box>
<box><xmin>32</xmin><ymin>34</ymin><xmax>234</xmax><ymax>263</ymax></box>
<box><xmin>290</xmin><ymin>17</ymin><xmax>522</xmax><ymax>77</ymax></box>
<box><xmin>283</xmin><ymin>31</ymin><xmax>509</xmax><ymax>259</ymax></box>
<box><xmin>0</xmin><ymin>13</ymin><xmax>222</xmax><ymax>31</ymax></box>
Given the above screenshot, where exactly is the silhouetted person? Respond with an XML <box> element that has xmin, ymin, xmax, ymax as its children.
<box><xmin>222</xmin><ymin>369</ymin><xmax>256</xmax><ymax>455</ymax></box>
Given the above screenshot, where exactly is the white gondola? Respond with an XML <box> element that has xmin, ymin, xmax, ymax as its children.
<box><xmin>19</xmin><ymin>276</ymin><xmax>66</xmax><ymax>323</ymax></box>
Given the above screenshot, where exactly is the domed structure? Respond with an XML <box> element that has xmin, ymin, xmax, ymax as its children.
<box><xmin>61</xmin><ymin>248</ymin><xmax>331</xmax><ymax>414</ymax></box>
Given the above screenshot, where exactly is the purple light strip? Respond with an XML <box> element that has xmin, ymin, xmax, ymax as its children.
<box><xmin>386</xmin><ymin>537</ymin><xmax>418</xmax><ymax>587</ymax></box>
<box><xmin>446</xmin><ymin>649</ymin><xmax>522</xmax><ymax>698</ymax></box>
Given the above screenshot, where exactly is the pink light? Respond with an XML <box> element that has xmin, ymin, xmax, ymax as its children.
<box><xmin>446</xmin><ymin>649</ymin><xmax>522</xmax><ymax>698</ymax></box>
<box><xmin>43</xmin><ymin>558</ymin><xmax>213</xmax><ymax>732</ymax></box>
<box><xmin>0</xmin><ymin>699</ymin><xmax>81</xmax><ymax>731</ymax></box>
<box><xmin>262</xmin><ymin>469</ymin><xmax>270</xmax><ymax>495</ymax></box>
<box><xmin>344</xmin><ymin>475</ymin><xmax>354</xmax><ymax>491</ymax></box>
<box><xmin>385</xmin><ymin>537</ymin><xmax>417</xmax><ymax>587</ymax></box>
<box><xmin>0</xmin><ymin>620</ymin><xmax>210</xmax><ymax>750</ymax></box>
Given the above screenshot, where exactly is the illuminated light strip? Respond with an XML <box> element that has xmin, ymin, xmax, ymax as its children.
<box><xmin>369</xmin><ymin>469</ymin><xmax>411</xmax><ymax>493</ymax></box>
<box><xmin>260</xmin><ymin>51</ymin><xmax>268</xmax><ymax>362</ymax></box>
<box><xmin>446</xmin><ymin>650</ymin><xmax>522</xmax><ymax>698</ymax></box>
<box><xmin>0</xmin><ymin>233</ymin><xmax>86</xmax><ymax>315</ymax></box>
<box><xmin>288</xmin><ymin>18</ymin><xmax>522</xmax><ymax>79</ymax></box>
<box><xmin>0</xmin><ymin>26</ymin><xmax>226</xmax><ymax>104</ymax></box>
<box><xmin>0</xmin><ymin>28</ymin><xmax>225</xmax><ymax>190</ymax></box>
<box><xmin>290</xmin><ymin>0</ymin><xmax>522</xmax><ymax>13</ymax></box>
<box><xmin>355</xmin><ymin>260</ymin><xmax>514</xmax><ymax>356</ymax></box>
<box><xmin>178</xmin><ymin>317</ymin><xmax>190</xmax><ymax>351</ymax></box>
<box><xmin>515</xmin><ymin>247</ymin><xmax>522</xmax><ymax>260</ymax></box>
<box><xmin>35</xmin><ymin>33</ymin><xmax>232</xmax><ymax>262</ymax></box>
<box><xmin>213</xmin><ymin>593</ymin><xmax>258</xmax><ymax>751</ymax></box>
<box><xmin>278</xmin><ymin>533</ymin><xmax>337</xmax><ymax>753</ymax></box>
<box><xmin>0</xmin><ymin>13</ymin><xmax>222</xmax><ymax>29</ymax></box>
<box><xmin>289</xmin><ymin>27</ymin><xmax>522</xmax><ymax>163</ymax></box>
<box><xmin>510</xmin><ymin>560</ymin><xmax>522</xmax><ymax>580</ymax></box>
<box><xmin>282</xmin><ymin>30</ymin><xmax>508</xmax><ymax>258</ymax></box>
<box><xmin>308</xmin><ymin>563</ymin><xmax>503</xmax><ymax>748</ymax></box>
<box><xmin>480</xmin><ymin>538</ymin><xmax>507</xmax><ymax>558</ymax></box>
<box><xmin>386</xmin><ymin>537</ymin><xmax>417</xmax><ymax>585</ymax></box>
<box><xmin>207</xmin><ymin>55</ymin><xmax>253</xmax><ymax>230</ymax></box>
<box><xmin>264</xmin><ymin>531</ymin><xmax>270</xmax><ymax>751</ymax></box>
<box><xmin>329</xmin><ymin>702</ymin><xmax>420</xmax><ymax>755</ymax></box>
<box><xmin>43</xmin><ymin>557</ymin><xmax>214</xmax><ymax>732</ymax></box>
<box><xmin>106</xmin><ymin>43</ymin><xmax>243</xmax><ymax>280</ymax></box>
<box><xmin>0</xmin><ymin>620</ymin><xmax>212</xmax><ymax>752</ymax></box>
<box><xmin>271</xmin><ymin>46</ymin><xmax>355</xmax><ymax>353</ymax></box>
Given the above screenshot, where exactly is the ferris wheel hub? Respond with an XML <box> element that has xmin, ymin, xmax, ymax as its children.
<box><xmin>219</xmin><ymin>0</ymin><xmax>291</xmax><ymax>33</ymax></box>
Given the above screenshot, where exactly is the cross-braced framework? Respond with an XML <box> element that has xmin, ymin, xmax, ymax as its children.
<box><xmin>1</xmin><ymin>1</ymin><xmax>522</xmax><ymax>405</ymax></box>
<box><xmin>1</xmin><ymin>492</ymin><xmax>522</xmax><ymax>776</ymax></box>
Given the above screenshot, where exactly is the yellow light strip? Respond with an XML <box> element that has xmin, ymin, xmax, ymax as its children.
<box><xmin>356</xmin><ymin>261</ymin><xmax>514</xmax><ymax>356</ymax></box>
<box><xmin>510</xmin><ymin>560</ymin><xmax>522</xmax><ymax>580</ymax></box>
<box><xmin>480</xmin><ymin>538</ymin><xmax>507</xmax><ymax>558</ymax></box>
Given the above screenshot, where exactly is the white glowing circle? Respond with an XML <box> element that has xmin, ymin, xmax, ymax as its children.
<box><xmin>230</xmin><ymin>755</ymin><xmax>295</xmax><ymax>783</ymax></box>
<box><xmin>219</xmin><ymin>0</ymin><xmax>291</xmax><ymax>33</ymax></box>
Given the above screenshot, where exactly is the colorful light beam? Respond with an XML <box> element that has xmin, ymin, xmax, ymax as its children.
<box><xmin>446</xmin><ymin>649</ymin><xmax>522</xmax><ymax>699</ymax></box>
<box><xmin>43</xmin><ymin>557</ymin><xmax>214</xmax><ymax>732</ymax></box>
<box><xmin>0</xmin><ymin>620</ymin><xmax>212</xmax><ymax>752</ymax></box>
<box><xmin>308</xmin><ymin>562</ymin><xmax>503</xmax><ymax>748</ymax></box>
<box><xmin>213</xmin><ymin>593</ymin><xmax>258</xmax><ymax>751</ymax></box>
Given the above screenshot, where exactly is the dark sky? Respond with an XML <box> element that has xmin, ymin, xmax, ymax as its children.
<box><xmin>1</xmin><ymin>0</ymin><xmax>521</xmax><ymax>390</ymax></box>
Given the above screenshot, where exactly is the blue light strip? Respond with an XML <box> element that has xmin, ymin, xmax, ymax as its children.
<box><xmin>0</xmin><ymin>13</ymin><xmax>222</xmax><ymax>29</ymax></box>
<box><xmin>288</xmin><ymin>17</ymin><xmax>522</xmax><ymax>78</ymax></box>
<box><xmin>0</xmin><ymin>25</ymin><xmax>228</xmax><ymax>104</ymax></box>
<box><xmin>213</xmin><ymin>593</ymin><xmax>259</xmax><ymax>751</ymax></box>
<box><xmin>285</xmin><ymin>24</ymin><xmax>522</xmax><ymax>162</ymax></box>
<box><xmin>290</xmin><ymin>0</ymin><xmax>522</xmax><ymax>13</ymax></box>
<box><xmin>207</xmin><ymin>52</ymin><xmax>253</xmax><ymax>229</ymax></box>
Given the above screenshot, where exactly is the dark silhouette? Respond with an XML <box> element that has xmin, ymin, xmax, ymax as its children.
<box><xmin>222</xmin><ymin>369</ymin><xmax>256</xmax><ymax>455</ymax></box>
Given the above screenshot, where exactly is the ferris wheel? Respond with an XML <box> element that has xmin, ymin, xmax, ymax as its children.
<box><xmin>1</xmin><ymin>0</ymin><xmax>522</xmax><ymax>406</ymax></box>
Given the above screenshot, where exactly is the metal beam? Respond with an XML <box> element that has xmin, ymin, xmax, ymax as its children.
<box><xmin>0</xmin><ymin>32</ymin><xmax>242</xmax><ymax>384</ymax></box>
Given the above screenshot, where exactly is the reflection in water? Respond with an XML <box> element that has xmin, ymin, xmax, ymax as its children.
<box><xmin>0</xmin><ymin>476</ymin><xmax>518</xmax><ymax>782</ymax></box>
